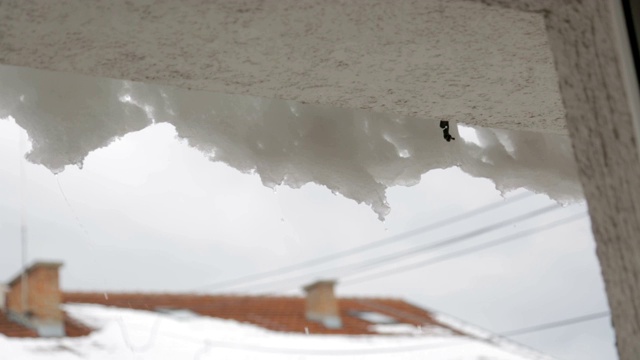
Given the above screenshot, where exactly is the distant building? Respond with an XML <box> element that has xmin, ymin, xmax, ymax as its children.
<box><xmin>1</xmin><ymin>262</ymin><xmax>90</xmax><ymax>338</ymax></box>
<box><xmin>0</xmin><ymin>261</ymin><xmax>460</xmax><ymax>337</ymax></box>
<box><xmin>0</xmin><ymin>262</ymin><xmax>550</xmax><ymax>359</ymax></box>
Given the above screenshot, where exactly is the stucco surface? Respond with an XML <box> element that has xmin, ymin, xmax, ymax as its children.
<box><xmin>0</xmin><ymin>0</ymin><xmax>564</xmax><ymax>133</ymax></box>
<box><xmin>547</xmin><ymin>3</ymin><xmax>640</xmax><ymax>359</ymax></box>
<box><xmin>475</xmin><ymin>1</ymin><xmax>640</xmax><ymax>359</ymax></box>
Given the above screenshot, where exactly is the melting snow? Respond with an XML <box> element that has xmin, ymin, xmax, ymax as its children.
<box><xmin>0</xmin><ymin>65</ymin><xmax>581</xmax><ymax>220</ymax></box>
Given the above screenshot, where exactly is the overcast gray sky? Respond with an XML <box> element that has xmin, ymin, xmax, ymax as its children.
<box><xmin>0</xmin><ymin>114</ymin><xmax>616</xmax><ymax>360</ymax></box>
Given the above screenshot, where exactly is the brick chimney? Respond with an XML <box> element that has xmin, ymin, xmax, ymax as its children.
<box><xmin>303</xmin><ymin>280</ymin><xmax>342</xmax><ymax>329</ymax></box>
<box><xmin>5</xmin><ymin>261</ymin><xmax>65</xmax><ymax>337</ymax></box>
<box><xmin>0</xmin><ymin>284</ymin><xmax>7</xmax><ymax>310</ymax></box>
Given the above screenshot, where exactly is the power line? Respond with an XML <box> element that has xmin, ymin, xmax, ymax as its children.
<box><xmin>325</xmin><ymin>204</ymin><xmax>562</xmax><ymax>281</ymax></box>
<box><xmin>232</xmin><ymin>204</ymin><xmax>563</xmax><ymax>293</ymax></box>
<box><xmin>192</xmin><ymin>192</ymin><xmax>533</xmax><ymax>292</ymax></box>
<box><xmin>426</xmin><ymin>310</ymin><xmax>553</xmax><ymax>360</ymax></box>
<box><xmin>117</xmin><ymin>315</ymin><xmax>163</xmax><ymax>352</ymax></box>
<box><xmin>55</xmin><ymin>174</ymin><xmax>110</xmax><ymax>291</ymax></box>
<box><xmin>111</xmin><ymin>300</ymin><xmax>609</xmax><ymax>358</ymax></box>
<box><xmin>501</xmin><ymin>311</ymin><xmax>611</xmax><ymax>337</ymax></box>
<box><xmin>114</xmin><ymin>305</ymin><xmax>593</xmax><ymax>358</ymax></box>
<box><xmin>341</xmin><ymin>213</ymin><xmax>586</xmax><ymax>286</ymax></box>
<box><xmin>56</xmin><ymin>175</ymin><xmax>93</xmax><ymax>241</ymax></box>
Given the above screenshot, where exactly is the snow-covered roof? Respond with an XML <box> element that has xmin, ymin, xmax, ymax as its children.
<box><xmin>1</xmin><ymin>304</ymin><xmax>555</xmax><ymax>360</ymax></box>
<box><xmin>60</xmin><ymin>292</ymin><xmax>458</xmax><ymax>336</ymax></box>
<box><xmin>0</xmin><ymin>311</ymin><xmax>90</xmax><ymax>339</ymax></box>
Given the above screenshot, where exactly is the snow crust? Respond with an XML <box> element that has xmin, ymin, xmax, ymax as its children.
<box><xmin>369</xmin><ymin>323</ymin><xmax>431</xmax><ymax>335</ymax></box>
<box><xmin>433</xmin><ymin>312</ymin><xmax>554</xmax><ymax>360</ymax></box>
<box><xmin>0</xmin><ymin>65</ymin><xmax>581</xmax><ymax>220</ymax></box>
<box><xmin>0</xmin><ymin>304</ymin><xmax>553</xmax><ymax>359</ymax></box>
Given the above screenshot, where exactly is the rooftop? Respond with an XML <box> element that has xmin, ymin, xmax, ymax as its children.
<box><xmin>60</xmin><ymin>292</ymin><xmax>463</xmax><ymax>336</ymax></box>
<box><xmin>0</xmin><ymin>311</ymin><xmax>91</xmax><ymax>339</ymax></box>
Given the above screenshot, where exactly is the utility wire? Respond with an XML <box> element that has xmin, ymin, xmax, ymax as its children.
<box><xmin>56</xmin><ymin>175</ymin><xmax>93</xmax><ymax>241</ymax></box>
<box><xmin>114</xmin><ymin>306</ymin><xmax>604</xmax><ymax>357</ymax></box>
<box><xmin>501</xmin><ymin>311</ymin><xmax>610</xmax><ymax>337</ymax></box>
<box><xmin>341</xmin><ymin>213</ymin><xmax>586</xmax><ymax>286</ymax></box>
<box><xmin>233</xmin><ymin>204</ymin><xmax>562</xmax><ymax>293</ymax></box>
<box><xmin>324</xmin><ymin>204</ymin><xmax>561</xmax><ymax>281</ymax></box>
<box><xmin>192</xmin><ymin>192</ymin><xmax>533</xmax><ymax>292</ymax></box>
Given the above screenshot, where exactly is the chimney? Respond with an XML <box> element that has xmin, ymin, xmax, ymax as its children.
<box><xmin>5</xmin><ymin>261</ymin><xmax>65</xmax><ymax>337</ymax></box>
<box><xmin>303</xmin><ymin>280</ymin><xmax>342</xmax><ymax>329</ymax></box>
<box><xmin>0</xmin><ymin>284</ymin><xmax>7</xmax><ymax>311</ymax></box>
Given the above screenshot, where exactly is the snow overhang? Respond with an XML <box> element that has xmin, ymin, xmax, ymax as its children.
<box><xmin>0</xmin><ymin>65</ymin><xmax>580</xmax><ymax>220</ymax></box>
<box><xmin>0</xmin><ymin>1</ymin><xmax>579</xmax><ymax>220</ymax></box>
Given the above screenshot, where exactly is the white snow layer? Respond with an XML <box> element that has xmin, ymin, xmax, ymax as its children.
<box><xmin>0</xmin><ymin>65</ymin><xmax>581</xmax><ymax>220</ymax></box>
<box><xmin>0</xmin><ymin>304</ymin><xmax>553</xmax><ymax>360</ymax></box>
<box><xmin>433</xmin><ymin>312</ymin><xmax>553</xmax><ymax>360</ymax></box>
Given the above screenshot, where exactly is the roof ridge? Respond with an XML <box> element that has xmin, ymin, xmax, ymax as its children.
<box><xmin>62</xmin><ymin>291</ymin><xmax>407</xmax><ymax>302</ymax></box>
<box><xmin>63</xmin><ymin>291</ymin><xmax>304</xmax><ymax>299</ymax></box>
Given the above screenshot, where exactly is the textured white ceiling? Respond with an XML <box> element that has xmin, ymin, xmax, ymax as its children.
<box><xmin>0</xmin><ymin>0</ymin><xmax>565</xmax><ymax>133</ymax></box>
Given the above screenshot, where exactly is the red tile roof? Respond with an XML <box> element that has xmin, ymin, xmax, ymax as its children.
<box><xmin>0</xmin><ymin>311</ymin><xmax>38</xmax><ymax>338</ymax></box>
<box><xmin>62</xmin><ymin>312</ymin><xmax>93</xmax><ymax>337</ymax></box>
<box><xmin>62</xmin><ymin>292</ymin><xmax>464</xmax><ymax>336</ymax></box>
<box><xmin>1</xmin><ymin>292</ymin><xmax>465</xmax><ymax>338</ymax></box>
<box><xmin>0</xmin><ymin>311</ymin><xmax>92</xmax><ymax>338</ymax></box>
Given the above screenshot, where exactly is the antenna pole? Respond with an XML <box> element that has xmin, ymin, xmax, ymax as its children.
<box><xmin>19</xmin><ymin>131</ymin><xmax>28</xmax><ymax>314</ymax></box>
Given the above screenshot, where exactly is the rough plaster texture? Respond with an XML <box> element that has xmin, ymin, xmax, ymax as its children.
<box><xmin>550</xmin><ymin>4</ymin><xmax>640</xmax><ymax>359</ymax></box>
<box><xmin>476</xmin><ymin>0</ymin><xmax>640</xmax><ymax>359</ymax></box>
<box><xmin>0</xmin><ymin>0</ymin><xmax>565</xmax><ymax>133</ymax></box>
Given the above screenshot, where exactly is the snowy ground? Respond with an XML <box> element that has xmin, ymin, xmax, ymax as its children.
<box><xmin>0</xmin><ymin>304</ymin><xmax>554</xmax><ymax>360</ymax></box>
